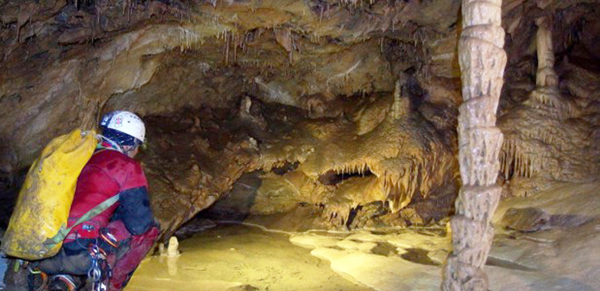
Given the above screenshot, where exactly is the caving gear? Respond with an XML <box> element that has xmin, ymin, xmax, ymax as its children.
<box><xmin>27</xmin><ymin>267</ymin><xmax>49</xmax><ymax>291</ymax></box>
<box><xmin>100</xmin><ymin>229</ymin><xmax>119</xmax><ymax>249</ymax></box>
<box><xmin>1</xmin><ymin>129</ymin><xmax>97</xmax><ymax>260</ymax></box>
<box><xmin>15</xmin><ymin>112</ymin><xmax>155</xmax><ymax>290</ymax></box>
<box><xmin>49</xmin><ymin>274</ymin><xmax>76</xmax><ymax>291</ymax></box>
<box><xmin>36</xmin><ymin>148</ymin><xmax>156</xmax><ymax>290</ymax></box>
<box><xmin>64</xmin><ymin>150</ymin><xmax>154</xmax><ymax>243</ymax></box>
<box><xmin>100</xmin><ymin>111</ymin><xmax>146</xmax><ymax>147</ymax></box>
<box><xmin>88</xmin><ymin>244</ymin><xmax>111</xmax><ymax>291</ymax></box>
<box><xmin>36</xmin><ymin>221</ymin><xmax>159</xmax><ymax>290</ymax></box>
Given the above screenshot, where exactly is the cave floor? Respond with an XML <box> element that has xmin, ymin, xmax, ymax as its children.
<box><xmin>126</xmin><ymin>224</ymin><xmax>372</xmax><ymax>291</ymax></box>
<box><xmin>127</xmin><ymin>181</ymin><xmax>600</xmax><ymax>291</ymax></box>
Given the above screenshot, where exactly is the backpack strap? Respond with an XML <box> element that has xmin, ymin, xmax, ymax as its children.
<box><xmin>44</xmin><ymin>194</ymin><xmax>120</xmax><ymax>248</ymax></box>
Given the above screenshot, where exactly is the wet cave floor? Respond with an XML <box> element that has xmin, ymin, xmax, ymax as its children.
<box><xmin>127</xmin><ymin>222</ymin><xmax>449</xmax><ymax>291</ymax></box>
<box><xmin>127</xmin><ymin>224</ymin><xmax>374</xmax><ymax>291</ymax></box>
<box><xmin>128</xmin><ymin>181</ymin><xmax>600</xmax><ymax>291</ymax></box>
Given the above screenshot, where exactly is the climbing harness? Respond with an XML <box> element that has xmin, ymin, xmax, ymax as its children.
<box><xmin>88</xmin><ymin>244</ymin><xmax>111</xmax><ymax>291</ymax></box>
<box><xmin>50</xmin><ymin>274</ymin><xmax>76</xmax><ymax>291</ymax></box>
<box><xmin>70</xmin><ymin>232</ymin><xmax>113</xmax><ymax>291</ymax></box>
<box><xmin>27</xmin><ymin>266</ymin><xmax>48</xmax><ymax>291</ymax></box>
<box><xmin>100</xmin><ymin>228</ymin><xmax>119</xmax><ymax>249</ymax></box>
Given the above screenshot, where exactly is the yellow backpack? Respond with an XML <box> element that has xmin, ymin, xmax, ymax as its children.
<box><xmin>1</xmin><ymin>129</ymin><xmax>97</xmax><ymax>260</ymax></box>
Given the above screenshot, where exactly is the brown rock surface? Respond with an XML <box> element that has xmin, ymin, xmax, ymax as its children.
<box><xmin>0</xmin><ymin>1</ymin><xmax>600</xmax><ymax>289</ymax></box>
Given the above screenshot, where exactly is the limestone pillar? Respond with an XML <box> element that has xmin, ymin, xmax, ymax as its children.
<box><xmin>442</xmin><ymin>0</ymin><xmax>506</xmax><ymax>290</ymax></box>
<box><xmin>535</xmin><ymin>16</ymin><xmax>558</xmax><ymax>88</ymax></box>
<box><xmin>527</xmin><ymin>16</ymin><xmax>574</xmax><ymax>119</ymax></box>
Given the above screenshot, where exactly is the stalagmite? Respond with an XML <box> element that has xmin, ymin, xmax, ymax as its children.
<box><xmin>391</xmin><ymin>77</ymin><xmax>411</xmax><ymax>120</ymax></box>
<box><xmin>528</xmin><ymin>16</ymin><xmax>574</xmax><ymax>119</ymax></box>
<box><xmin>442</xmin><ymin>0</ymin><xmax>506</xmax><ymax>290</ymax></box>
<box><xmin>167</xmin><ymin>236</ymin><xmax>181</xmax><ymax>258</ymax></box>
<box><xmin>535</xmin><ymin>17</ymin><xmax>558</xmax><ymax>89</ymax></box>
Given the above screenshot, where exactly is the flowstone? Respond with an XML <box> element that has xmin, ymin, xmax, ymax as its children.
<box><xmin>256</xmin><ymin>83</ymin><xmax>458</xmax><ymax>229</ymax></box>
<box><xmin>143</xmin><ymin>85</ymin><xmax>458</xmax><ymax>235</ymax></box>
<box><xmin>498</xmin><ymin>16</ymin><xmax>600</xmax><ymax>195</ymax></box>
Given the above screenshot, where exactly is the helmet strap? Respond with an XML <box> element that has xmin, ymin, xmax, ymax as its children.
<box><xmin>122</xmin><ymin>146</ymin><xmax>137</xmax><ymax>157</ymax></box>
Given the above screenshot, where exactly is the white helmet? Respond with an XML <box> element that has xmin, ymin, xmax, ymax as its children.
<box><xmin>100</xmin><ymin>111</ymin><xmax>146</xmax><ymax>146</ymax></box>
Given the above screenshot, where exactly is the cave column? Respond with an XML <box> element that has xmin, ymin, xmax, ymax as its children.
<box><xmin>529</xmin><ymin>16</ymin><xmax>567</xmax><ymax>116</ymax></box>
<box><xmin>535</xmin><ymin>16</ymin><xmax>558</xmax><ymax>88</ymax></box>
<box><xmin>442</xmin><ymin>0</ymin><xmax>507</xmax><ymax>290</ymax></box>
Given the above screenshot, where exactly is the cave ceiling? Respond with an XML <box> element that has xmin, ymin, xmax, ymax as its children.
<box><xmin>0</xmin><ymin>0</ymin><xmax>596</xmax><ymax>164</ymax></box>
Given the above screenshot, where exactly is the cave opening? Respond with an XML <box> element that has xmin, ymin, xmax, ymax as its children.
<box><xmin>1</xmin><ymin>0</ymin><xmax>600</xmax><ymax>290</ymax></box>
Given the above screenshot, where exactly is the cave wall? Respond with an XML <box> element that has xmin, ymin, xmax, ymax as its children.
<box><xmin>0</xmin><ymin>0</ymin><xmax>461</xmax><ymax>168</ymax></box>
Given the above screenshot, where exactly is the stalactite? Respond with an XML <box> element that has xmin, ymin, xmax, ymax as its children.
<box><xmin>325</xmin><ymin>60</ymin><xmax>361</xmax><ymax>91</ymax></box>
<box><xmin>500</xmin><ymin>120</ymin><xmax>569</xmax><ymax>181</ymax></box>
<box><xmin>380</xmin><ymin>161</ymin><xmax>423</xmax><ymax>213</ymax></box>
<box><xmin>442</xmin><ymin>0</ymin><xmax>506</xmax><ymax>289</ymax></box>
<box><xmin>225</xmin><ymin>32</ymin><xmax>230</xmax><ymax>65</ymax></box>
<box><xmin>178</xmin><ymin>26</ymin><xmax>200</xmax><ymax>52</ymax></box>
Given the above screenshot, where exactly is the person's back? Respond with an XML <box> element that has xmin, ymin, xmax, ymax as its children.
<box><xmin>32</xmin><ymin>111</ymin><xmax>159</xmax><ymax>291</ymax></box>
<box><xmin>66</xmin><ymin>150</ymin><xmax>152</xmax><ymax>242</ymax></box>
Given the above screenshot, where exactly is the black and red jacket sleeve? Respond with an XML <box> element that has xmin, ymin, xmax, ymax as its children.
<box><xmin>111</xmin><ymin>158</ymin><xmax>155</xmax><ymax>236</ymax></box>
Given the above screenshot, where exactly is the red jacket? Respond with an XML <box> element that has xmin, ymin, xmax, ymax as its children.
<box><xmin>64</xmin><ymin>149</ymin><xmax>154</xmax><ymax>242</ymax></box>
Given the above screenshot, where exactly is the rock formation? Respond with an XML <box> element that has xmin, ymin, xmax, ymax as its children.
<box><xmin>498</xmin><ymin>14</ymin><xmax>600</xmax><ymax>196</ymax></box>
<box><xmin>143</xmin><ymin>92</ymin><xmax>459</xmax><ymax>235</ymax></box>
<box><xmin>255</xmin><ymin>87</ymin><xmax>459</xmax><ymax>228</ymax></box>
<box><xmin>528</xmin><ymin>16</ymin><xmax>574</xmax><ymax>119</ymax></box>
<box><xmin>442</xmin><ymin>0</ymin><xmax>507</xmax><ymax>289</ymax></box>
